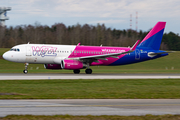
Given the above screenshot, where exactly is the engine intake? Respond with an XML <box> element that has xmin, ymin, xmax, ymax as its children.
<box><xmin>44</xmin><ymin>64</ymin><xmax>62</xmax><ymax>69</ymax></box>
<box><xmin>61</xmin><ymin>60</ymin><xmax>86</xmax><ymax>70</ymax></box>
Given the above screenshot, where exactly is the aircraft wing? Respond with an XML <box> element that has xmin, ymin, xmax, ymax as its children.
<box><xmin>72</xmin><ymin>40</ymin><xmax>140</xmax><ymax>63</ymax></box>
<box><xmin>78</xmin><ymin>50</ymin><xmax>133</xmax><ymax>60</ymax></box>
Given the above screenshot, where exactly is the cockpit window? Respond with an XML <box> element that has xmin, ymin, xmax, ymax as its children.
<box><xmin>10</xmin><ymin>48</ymin><xmax>20</xmax><ymax>52</ymax></box>
<box><xmin>10</xmin><ymin>49</ymin><xmax>14</xmax><ymax>51</ymax></box>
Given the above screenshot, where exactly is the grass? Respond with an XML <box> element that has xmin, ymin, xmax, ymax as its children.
<box><xmin>1</xmin><ymin>48</ymin><xmax>180</xmax><ymax>73</ymax></box>
<box><xmin>1</xmin><ymin>114</ymin><xmax>180</xmax><ymax>120</ymax></box>
<box><xmin>0</xmin><ymin>79</ymin><xmax>180</xmax><ymax>99</ymax></box>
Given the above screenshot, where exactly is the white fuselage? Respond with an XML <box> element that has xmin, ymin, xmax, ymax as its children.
<box><xmin>3</xmin><ymin>44</ymin><xmax>76</xmax><ymax>64</ymax></box>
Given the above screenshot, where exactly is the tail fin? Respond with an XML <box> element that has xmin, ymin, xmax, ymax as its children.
<box><xmin>137</xmin><ymin>22</ymin><xmax>166</xmax><ymax>50</ymax></box>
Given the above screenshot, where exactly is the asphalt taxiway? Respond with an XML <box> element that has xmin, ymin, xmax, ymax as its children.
<box><xmin>1</xmin><ymin>74</ymin><xmax>180</xmax><ymax>117</ymax></box>
<box><xmin>0</xmin><ymin>99</ymin><xmax>180</xmax><ymax>117</ymax></box>
<box><xmin>1</xmin><ymin>73</ymin><xmax>180</xmax><ymax>80</ymax></box>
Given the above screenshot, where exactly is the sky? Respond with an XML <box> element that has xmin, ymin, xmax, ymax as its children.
<box><xmin>0</xmin><ymin>0</ymin><xmax>180</xmax><ymax>35</ymax></box>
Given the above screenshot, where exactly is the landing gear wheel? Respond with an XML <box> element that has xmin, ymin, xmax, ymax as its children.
<box><xmin>73</xmin><ymin>69</ymin><xmax>80</xmax><ymax>74</ymax></box>
<box><xmin>23</xmin><ymin>70</ymin><xmax>28</xmax><ymax>74</ymax></box>
<box><xmin>85</xmin><ymin>68</ymin><xmax>92</xmax><ymax>74</ymax></box>
<box><xmin>23</xmin><ymin>63</ymin><xmax>29</xmax><ymax>74</ymax></box>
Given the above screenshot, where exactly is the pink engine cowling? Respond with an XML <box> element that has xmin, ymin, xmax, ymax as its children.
<box><xmin>44</xmin><ymin>64</ymin><xmax>62</xmax><ymax>69</ymax></box>
<box><xmin>61</xmin><ymin>60</ymin><xmax>86</xmax><ymax>70</ymax></box>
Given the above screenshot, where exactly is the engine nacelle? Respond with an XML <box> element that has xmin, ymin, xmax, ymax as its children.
<box><xmin>44</xmin><ymin>64</ymin><xmax>62</xmax><ymax>69</ymax></box>
<box><xmin>61</xmin><ymin>60</ymin><xmax>86</xmax><ymax>70</ymax></box>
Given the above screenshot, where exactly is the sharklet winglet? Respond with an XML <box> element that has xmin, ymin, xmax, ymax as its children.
<box><xmin>130</xmin><ymin>40</ymin><xmax>140</xmax><ymax>51</ymax></box>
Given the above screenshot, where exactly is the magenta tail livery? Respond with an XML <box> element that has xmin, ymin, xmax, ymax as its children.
<box><xmin>3</xmin><ymin>22</ymin><xmax>169</xmax><ymax>74</ymax></box>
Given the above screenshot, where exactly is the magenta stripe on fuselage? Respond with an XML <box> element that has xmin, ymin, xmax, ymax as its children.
<box><xmin>140</xmin><ymin>22</ymin><xmax>166</xmax><ymax>44</ymax></box>
<box><xmin>68</xmin><ymin>46</ymin><xmax>130</xmax><ymax>65</ymax></box>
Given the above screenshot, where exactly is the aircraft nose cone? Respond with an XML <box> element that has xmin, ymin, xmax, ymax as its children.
<box><xmin>3</xmin><ymin>52</ymin><xmax>7</xmax><ymax>60</ymax></box>
<box><xmin>2</xmin><ymin>52</ymin><xmax>10</xmax><ymax>61</ymax></box>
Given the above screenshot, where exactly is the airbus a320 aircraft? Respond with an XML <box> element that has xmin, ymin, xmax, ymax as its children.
<box><xmin>3</xmin><ymin>22</ymin><xmax>169</xmax><ymax>74</ymax></box>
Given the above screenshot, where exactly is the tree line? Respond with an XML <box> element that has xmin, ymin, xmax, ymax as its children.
<box><xmin>0</xmin><ymin>23</ymin><xmax>179</xmax><ymax>50</ymax></box>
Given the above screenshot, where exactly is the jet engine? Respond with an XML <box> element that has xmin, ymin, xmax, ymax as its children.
<box><xmin>44</xmin><ymin>64</ymin><xmax>62</xmax><ymax>69</ymax></box>
<box><xmin>61</xmin><ymin>60</ymin><xmax>86</xmax><ymax>70</ymax></box>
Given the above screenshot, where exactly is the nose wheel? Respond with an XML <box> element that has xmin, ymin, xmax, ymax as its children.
<box><xmin>23</xmin><ymin>69</ymin><xmax>28</xmax><ymax>74</ymax></box>
<box><xmin>23</xmin><ymin>63</ymin><xmax>29</xmax><ymax>74</ymax></box>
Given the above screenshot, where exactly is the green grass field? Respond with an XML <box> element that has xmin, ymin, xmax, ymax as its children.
<box><xmin>1</xmin><ymin>48</ymin><xmax>180</xmax><ymax>73</ymax></box>
<box><xmin>0</xmin><ymin>79</ymin><xmax>180</xmax><ymax>99</ymax></box>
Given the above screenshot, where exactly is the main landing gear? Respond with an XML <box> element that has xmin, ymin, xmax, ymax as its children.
<box><xmin>23</xmin><ymin>63</ymin><xmax>29</xmax><ymax>74</ymax></box>
<box><xmin>73</xmin><ymin>62</ymin><xmax>93</xmax><ymax>74</ymax></box>
<box><xmin>73</xmin><ymin>69</ymin><xmax>80</xmax><ymax>74</ymax></box>
<box><xmin>85</xmin><ymin>63</ymin><xmax>92</xmax><ymax>74</ymax></box>
<box><xmin>73</xmin><ymin>68</ymin><xmax>93</xmax><ymax>74</ymax></box>
<box><xmin>85</xmin><ymin>68</ymin><xmax>92</xmax><ymax>74</ymax></box>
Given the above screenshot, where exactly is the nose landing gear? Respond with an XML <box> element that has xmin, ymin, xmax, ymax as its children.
<box><xmin>23</xmin><ymin>63</ymin><xmax>29</xmax><ymax>74</ymax></box>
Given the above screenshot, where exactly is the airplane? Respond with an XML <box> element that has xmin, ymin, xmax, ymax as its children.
<box><xmin>3</xmin><ymin>21</ymin><xmax>169</xmax><ymax>74</ymax></box>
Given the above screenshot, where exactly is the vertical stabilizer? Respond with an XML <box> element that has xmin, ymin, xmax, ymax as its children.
<box><xmin>138</xmin><ymin>22</ymin><xmax>166</xmax><ymax>50</ymax></box>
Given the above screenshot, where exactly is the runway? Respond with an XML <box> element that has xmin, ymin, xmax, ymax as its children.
<box><xmin>1</xmin><ymin>73</ymin><xmax>180</xmax><ymax>80</ymax></box>
<box><xmin>1</xmin><ymin>74</ymin><xmax>180</xmax><ymax>117</ymax></box>
<box><xmin>0</xmin><ymin>99</ymin><xmax>180</xmax><ymax>117</ymax></box>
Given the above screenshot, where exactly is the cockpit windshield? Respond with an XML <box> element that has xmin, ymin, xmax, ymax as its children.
<box><xmin>10</xmin><ymin>48</ymin><xmax>20</xmax><ymax>52</ymax></box>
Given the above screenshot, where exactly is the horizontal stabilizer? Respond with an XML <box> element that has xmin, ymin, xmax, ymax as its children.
<box><xmin>148</xmin><ymin>51</ymin><xmax>174</xmax><ymax>57</ymax></box>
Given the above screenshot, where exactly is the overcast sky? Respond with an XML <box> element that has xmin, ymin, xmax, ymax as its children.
<box><xmin>0</xmin><ymin>0</ymin><xmax>180</xmax><ymax>35</ymax></box>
